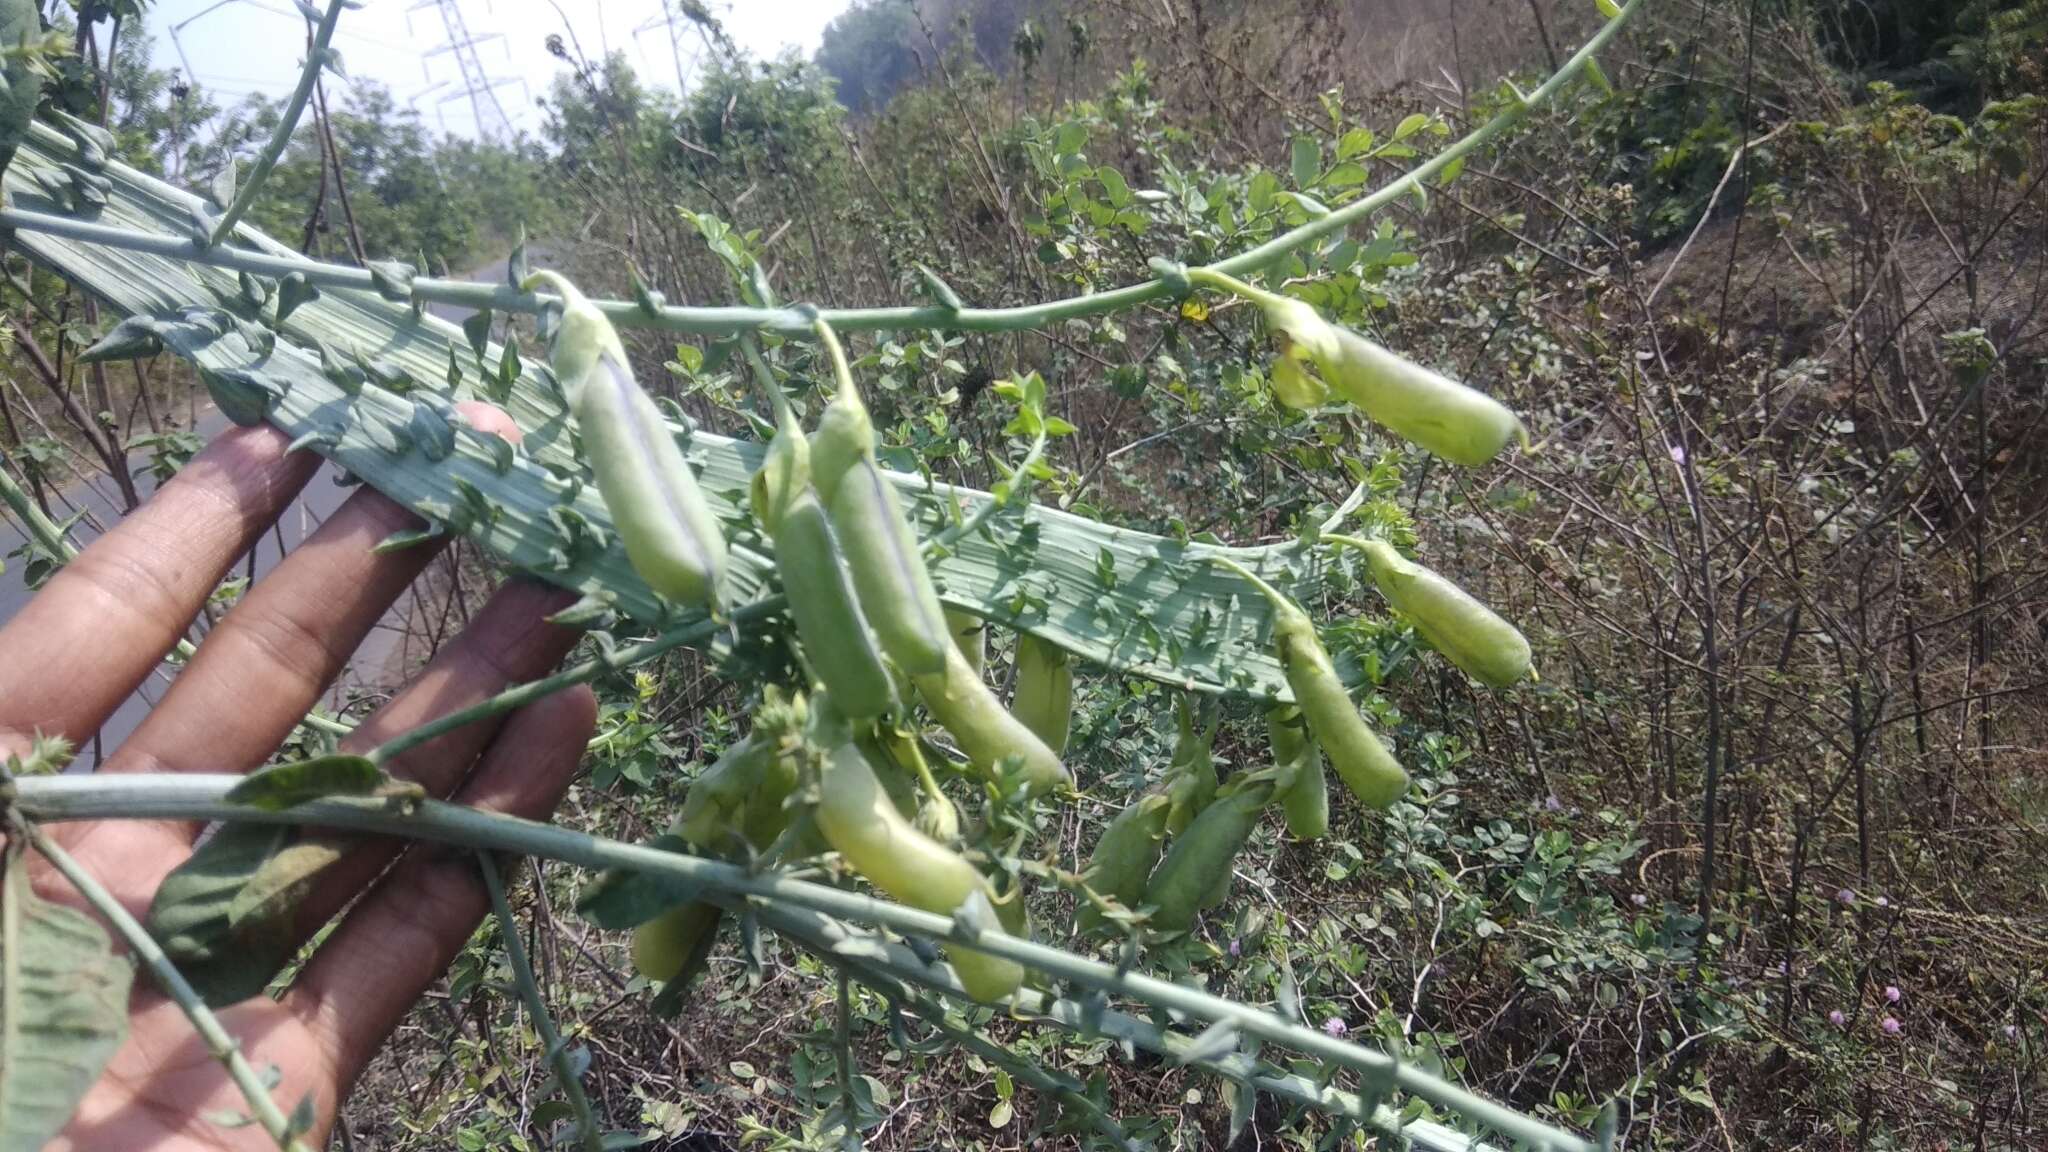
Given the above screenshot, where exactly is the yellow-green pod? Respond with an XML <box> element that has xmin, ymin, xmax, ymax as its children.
<box><xmin>812</xmin><ymin>741</ymin><xmax>1023</xmax><ymax>1003</ymax></box>
<box><xmin>1143</xmin><ymin>781</ymin><xmax>1271</xmax><ymax>933</ymax></box>
<box><xmin>677</xmin><ymin>690</ymin><xmax>807</xmax><ymax>850</ymax></box>
<box><xmin>808</xmin><ymin>325</ymin><xmax>953</xmax><ymax>676</ymax></box>
<box><xmin>912</xmin><ymin>643</ymin><xmax>1071</xmax><ymax>796</ymax></box>
<box><xmin>1269</xmin><ymin>706</ymin><xmax>1329</xmax><ymax>841</ymax></box>
<box><xmin>1164</xmin><ymin>695</ymin><xmax>1220</xmax><ymax>835</ymax></box>
<box><xmin>1202</xmin><ymin>270</ymin><xmax>1521</xmax><ymax>467</ymax></box>
<box><xmin>1011</xmin><ymin>632</ymin><xmax>1074</xmax><ymax>756</ymax></box>
<box><xmin>631</xmin><ymin>902</ymin><xmax>723</xmax><ymax>984</ymax></box>
<box><xmin>945</xmin><ymin>608</ymin><xmax>987</xmax><ymax>678</ymax></box>
<box><xmin>1278</xmin><ymin>609</ymin><xmax>1408</xmax><ymax>809</ymax></box>
<box><xmin>1333</xmin><ymin>535</ymin><xmax>1531</xmax><ymax>688</ymax></box>
<box><xmin>1212</xmin><ymin>555</ymin><xmax>1410</xmax><ymax>809</ymax></box>
<box><xmin>1076</xmin><ymin>790</ymin><xmax>1172</xmax><ymax>936</ymax></box>
<box><xmin>771</xmin><ymin>493</ymin><xmax>899</xmax><ymax>721</ymax></box>
<box><xmin>1323</xmin><ymin>328</ymin><xmax>1520</xmax><ymax>468</ymax></box>
<box><xmin>527</xmin><ymin>270</ymin><xmax>727</xmax><ymax>606</ymax></box>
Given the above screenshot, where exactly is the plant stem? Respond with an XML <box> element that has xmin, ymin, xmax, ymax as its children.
<box><xmin>11</xmin><ymin>813</ymin><xmax>311</xmax><ymax>1152</ymax></box>
<box><xmin>362</xmin><ymin>596</ymin><xmax>781</xmax><ymax>766</ymax></box>
<box><xmin>208</xmin><ymin>0</ymin><xmax>349</xmax><ymax>247</ymax></box>
<box><xmin>4</xmin><ymin>0</ymin><xmax>1640</xmax><ymax>338</ymax></box>
<box><xmin>477</xmin><ymin>853</ymin><xmax>604</xmax><ymax>1152</ymax></box>
<box><xmin>10</xmin><ymin>773</ymin><xmax>1592</xmax><ymax>1152</ymax></box>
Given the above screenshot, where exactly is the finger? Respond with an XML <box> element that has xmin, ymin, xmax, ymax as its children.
<box><xmin>287</xmin><ymin>686</ymin><xmax>598</xmax><ymax>1092</ymax></box>
<box><xmin>100</xmin><ymin>401</ymin><xmax>525</xmax><ymax>787</ymax></box>
<box><xmin>98</xmin><ymin>487</ymin><xmax>443</xmax><ymax>789</ymax></box>
<box><xmin>292</xmin><ymin>578</ymin><xmax>582</xmax><ymax>930</ymax></box>
<box><xmin>0</xmin><ymin>425</ymin><xmax>317</xmax><ymax>751</ymax></box>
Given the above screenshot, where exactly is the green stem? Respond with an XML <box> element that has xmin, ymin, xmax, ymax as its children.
<box><xmin>810</xmin><ymin>315</ymin><xmax>863</xmax><ymax>411</ymax></box>
<box><xmin>477</xmin><ymin>853</ymin><xmax>604</xmax><ymax>1152</ymax></box>
<box><xmin>11</xmin><ymin>813</ymin><xmax>311</xmax><ymax>1152</ymax></box>
<box><xmin>738</xmin><ymin>336</ymin><xmax>797</xmax><ymax>432</ymax></box>
<box><xmin>1204</xmin><ymin>553</ymin><xmax>1297</xmax><ymax>615</ymax></box>
<box><xmin>207</xmin><ymin>0</ymin><xmax>349</xmax><ymax>248</ymax></box>
<box><xmin>5</xmin><ymin>1</ymin><xmax>1639</xmax><ymax>337</ymax></box>
<box><xmin>9</xmin><ymin>773</ymin><xmax>1591</xmax><ymax>1152</ymax></box>
<box><xmin>362</xmin><ymin>596</ymin><xmax>782</xmax><ymax>767</ymax></box>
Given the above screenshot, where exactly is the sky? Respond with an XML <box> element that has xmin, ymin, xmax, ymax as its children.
<box><xmin>142</xmin><ymin>0</ymin><xmax>855</xmax><ymax>139</ymax></box>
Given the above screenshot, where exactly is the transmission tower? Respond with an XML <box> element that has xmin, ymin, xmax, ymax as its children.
<box><xmin>408</xmin><ymin>0</ymin><xmax>518</xmax><ymax>140</ymax></box>
<box><xmin>633</xmin><ymin>1</ymin><xmax>711</xmax><ymax>95</ymax></box>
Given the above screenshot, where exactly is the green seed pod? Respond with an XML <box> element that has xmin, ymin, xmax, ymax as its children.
<box><xmin>677</xmin><ymin>690</ymin><xmax>807</xmax><ymax>850</ymax></box>
<box><xmin>1076</xmin><ymin>791</ymin><xmax>1172</xmax><ymax>936</ymax></box>
<box><xmin>1143</xmin><ymin>781</ymin><xmax>1272</xmax><ymax>933</ymax></box>
<box><xmin>1279</xmin><ymin>609</ymin><xmax>1408</xmax><ymax>809</ymax></box>
<box><xmin>1213</xmin><ymin>556</ymin><xmax>1410</xmax><ymax>809</ymax></box>
<box><xmin>812</xmin><ymin>741</ymin><xmax>1023</xmax><ymax>1002</ymax></box>
<box><xmin>1011</xmin><ymin>632</ymin><xmax>1074</xmax><ymax>756</ymax></box>
<box><xmin>912</xmin><ymin>643</ymin><xmax>1071</xmax><ymax>796</ymax></box>
<box><xmin>1205</xmin><ymin>269</ymin><xmax>1522</xmax><ymax>467</ymax></box>
<box><xmin>1334</xmin><ymin>535</ymin><xmax>1532</xmax><ymax>688</ymax></box>
<box><xmin>1164</xmin><ymin>695</ymin><xmax>1220</xmax><ymax>835</ymax></box>
<box><xmin>808</xmin><ymin>322</ymin><xmax>952</xmax><ymax>675</ymax></box>
<box><xmin>945</xmin><ymin>609</ymin><xmax>987</xmax><ymax>678</ymax></box>
<box><xmin>1269</xmin><ymin>706</ymin><xmax>1329</xmax><ymax>840</ymax></box>
<box><xmin>526</xmin><ymin>270</ymin><xmax>727</xmax><ymax>607</ymax></box>
<box><xmin>631</xmin><ymin>901</ymin><xmax>722</xmax><ymax>984</ymax></box>
<box><xmin>748</xmin><ymin>407</ymin><xmax>811</xmax><ymax>538</ymax></box>
<box><xmin>770</xmin><ymin>492</ymin><xmax>899</xmax><ymax>721</ymax></box>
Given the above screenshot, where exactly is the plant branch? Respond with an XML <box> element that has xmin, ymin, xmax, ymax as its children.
<box><xmin>208</xmin><ymin>0</ymin><xmax>349</xmax><ymax>247</ymax></box>
<box><xmin>4</xmin><ymin>0</ymin><xmax>1640</xmax><ymax>337</ymax></box>
<box><xmin>11</xmin><ymin>813</ymin><xmax>311</xmax><ymax>1152</ymax></box>
<box><xmin>477</xmin><ymin>853</ymin><xmax>604</xmax><ymax>1152</ymax></box>
<box><xmin>9</xmin><ymin>773</ymin><xmax>1594</xmax><ymax>1152</ymax></box>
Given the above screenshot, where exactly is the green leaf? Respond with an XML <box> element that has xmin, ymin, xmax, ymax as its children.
<box><xmin>1596</xmin><ymin>0</ymin><xmax>1622</xmax><ymax>18</ymax></box>
<box><xmin>1393</xmin><ymin>113</ymin><xmax>1430</xmax><ymax>141</ymax></box>
<box><xmin>224</xmin><ymin>754</ymin><xmax>387</xmax><ymax>811</ymax></box>
<box><xmin>0</xmin><ymin>0</ymin><xmax>47</xmax><ymax>174</ymax></box>
<box><xmin>147</xmin><ymin>823</ymin><xmax>306</xmax><ymax>1004</ymax></box>
<box><xmin>462</xmin><ymin>308</ymin><xmax>493</xmax><ymax>360</ymax></box>
<box><xmin>78</xmin><ymin>315</ymin><xmax>165</xmax><ymax>364</ymax></box>
<box><xmin>1289</xmin><ymin>135</ymin><xmax>1319</xmax><ymax>189</ymax></box>
<box><xmin>1</xmin><ymin>849</ymin><xmax>134</xmax><ymax>1152</ymax></box>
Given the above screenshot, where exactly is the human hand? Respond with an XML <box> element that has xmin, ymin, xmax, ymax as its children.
<box><xmin>0</xmin><ymin>407</ymin><xmax>597</xmax><ymax>1151</ymax></box>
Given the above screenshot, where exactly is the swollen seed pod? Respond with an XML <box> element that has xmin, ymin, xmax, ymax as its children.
<box><xmin>1077</xmin><ymin>791</ymin><xmax>1172</xmax><ymax>936</ymax></box>
<box><xmin>1332</xmin><ymin>535</ymin><xmax>1532</xmax><ymax>688</ymax></box>
<box><xmin>1011</xmin><ymin>632</ymin><xmax>1074</xmax><ymax>756</ymax></box>
<box><xmin>1143</xmin><ymin>781</ymin><xmax>1272</xmax><ymax>933</ymax></box>
<box><xmin>812</xmin><ymin>741</ymin><xmax>1024</xmax><ymax>1002</ymax></box>
<box><xmin>945</xmin><ymin>609</ymin><xmax>987</xmax><ymax>678</ymax></box>
<box><xmin>1213</xmin><ymin>556</ymin><xmax>1410</xmax><ymax>809</ymax></box>
<box><xmin>912</xmin><ymin>643</ymin><xmax>1071</xmax><ymax>797</ymax></box>
<box><xmin>1269</xmin><ymin>706</ymin><xmax>1330</xmax><ymax>841</ymax></box>
<box><xmin>631</xmin><ymin>902</ymin><xmax>723</xmax><ymax>984</ymax></box>
<box><xmin>526</xmin><ymin>270</ymin><xmax>727</xmax><ymax>607</ymax></box>
<box><xmin>808</xmin><ymin>322</ymin><xmax>953</xmax><ymax>675</ymax></box>
<box><xmin>770</xmin><ymin>492</ymin><xmax>899</xmax><ymax>721</ymax></box>
<box><xmin>1321</xmin><ymin>327</ymin><xmax>1523</xmax><ymax>469</ymax></box>
<box><xmin>1164</xmin><ymin>695</ymin><xmax>1220</xmax><ymax>836</ymax></box>
<box><xmin>1208</xmin><ymin>269</ymin><xmax>1522</xmax><ymax>467</ymax></box>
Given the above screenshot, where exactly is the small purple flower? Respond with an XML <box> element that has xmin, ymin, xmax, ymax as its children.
<box><xmin>1544</xmin><ymin>794</ymin><xmax>1563</xmax><ymax>812</ymax></box>
<box><xmin>2004</xmin><ymin>1024</ymin><xmax>2020</xmax><ymax>1041</ymax></box>
<box><xmin>1875</xmin><ymin>896</ymin><xmax>1890</xmax><ymax>908</ymax></box>
<box><xmin>1884</xmin><ymin>985</ymin><xmax>1900</xmax><ymax>1004</ymax></box>
<box><xmin>1323</xmin><ymin>1017</ymin><xmax>1348</xmax><ymax>1038</ymax></box>
<box><xmin>1835</xmin><ymin>887</ymin><xmax>1856</xmax><ymax>907</ymax></box>
<box><xmin>1667</xmin><ymin>443</ymin><xmax>1687</xmax><ymax>465</ymax></box>
<box><xmin>1631</xmin><ymin>893</ymin><xmax>1648</xmax><ymax>908</ymax></box>
<box><xmin>1228</xmin><ymin>938</ymin><xmax>1242</xmax><ymax>958</ymax></box>
<box><xmin>1828</xmin><ymin>1010</ymin><xmax>1846</xmax><ymax>1028</ymax></box>
<box><xmin>1881</xmin><ymin>1017</ymin><xmax>1902</xmax><ymax>1036</ymax></box>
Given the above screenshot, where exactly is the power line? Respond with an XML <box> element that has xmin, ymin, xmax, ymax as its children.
<box><xmin>407</xmin><ymin>0</ymin><xmax>522</xmax><ymax>141</ymax></box>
